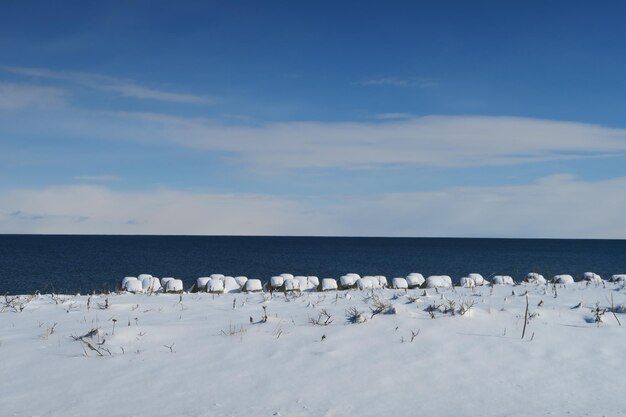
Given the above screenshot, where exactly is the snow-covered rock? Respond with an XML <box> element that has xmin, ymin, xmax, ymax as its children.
<box><xmin>280</xmin><ymin>273</ymin><xmax>294</xmax><ymax>280</ymax></box>
<box><xmin>137</xmin><ymin>274</ymin><xmax>153</xmax><ymax>281</ymax></box>
<box><xmin>553</xmin><ymin>274</ymin><xmax>574</xmax><ymax>284</ymax></box>
<box><xmin>375</xmin><ymin>276</ymin><xmax>388</xmax><ymax>288</ymax></box>
<box><xmin>406</xmin><ymin>273</ymin><xmax>425</xmax><ymax>288</ymax></box>
<box><xmin>196</xmin><ymin>277</ymin><xmax>211</xmax><ymax>291</ymax></box>
<box><xmin>210</xmin><ymin>274</ymin><xmax>225</xmax><ymax>280</ymax></box>
<box><xmin>460</xmin><ymin>277</ymin><xmax>476</xmax><ymax>288</ymax></box>
<box><xmin>392</xmin><ymin>277</ymin><xmax>408</xmax><ymax>289</ymax></box>
<box><xmin>468</xmin><ymin>273</ymin><xmax>486</xmax><ymax>286</ymax></box>
<box><xmin>295</xmin><ymin>276</ymin><xmax>309</xmax><ymax>291</ymax></box>
<box><xmin>244</xmin><ymin>279</ymin><xmax>262</xmax><ymax>292</ymax></box>
<box><xmin>164</xmin><ymin>279</ymin><xmax>183</xmax><ymax>293</ymax></box>
<box><xmin>307</xmin><ymin>276</ymin><xmax>320</xmax><ymax>289</ymax></box>
<box><xmin>121</xmin><ymin>277</ymin><xmax>138</xmax><ymax>288</ymax></box>
<box><xmin>234</xmin><ymin>276</ymin><xmax>248</xmax><ymax>288</ymax></box>
<box><xmin>161</xmin><ymin>277</ymin><xmax>175</xmax><ymax>287</ymax></box>
<box><xmin>208</xmin><ymin>278</ymin><xmax>225</xmax><ymax>293</ymax></box>
<box><xmin>525</xmin><ymin>273</ymin><xmax>546</xmax><ymax>285</ymax></box>
<box><xmin>223</xmin><ymin>276</ymin><xmax>240</xmax><ymax>293</ymax></box>
<box><xmin>270</xmin><ymin>276</ymin><xmax>285</xmax><ymax>289</ymax></box>
<box><xmin>284</xmin><ymin>278</ymin><xmax>300</xmax><ymax>292</ymax></box>
<box><xmin>356</xmin><ymin>277</ymin><xmax>374</xmax><ymax>291</ymax></box>
<box><xmin>583</xmin><ymin>272</ymin><xmax>603</xmax><ymax>285</ymax></box>
<box><xmin>425</xmin><ymin>275</ymin><xmax>452</xmax><ymax>288</ymax></box>
<box><xmin>492</xmin><ymin>275</ymin><xmax>515</xmax><ymax>285</ymax></box>
<box><xmin>321</xmin><ymin>278</ymin><xmax>338</xmax><ymax>291</ymax></box>
<box><xmin>123</xmin><ymin>279</ymin><xmax>143</xmax><ymax>293</ymax></box>
<box><xmin>339</xmin><ymin>275</ymin><xmax>357</xmax><ymax>289</ymax></box>
<box><xmin>610</xmin><ymin>274</ymin><xmax>626</xmax><ymax>283</ymax></box>
<box><xmin>363</xmin><ymin>276</ymin><xmax>379</xmax><ymax>289</ymax></box>
<box><xmin>141</xmin><ymin>277</ymin><xmax>162</xmax><ymax>292</ymax></box>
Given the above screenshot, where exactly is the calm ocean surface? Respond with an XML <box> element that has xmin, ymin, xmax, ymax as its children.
<box><xmin>1</xmin><ymin>235</ymin><xmax>626</xmax><ymax>294</ymax></box>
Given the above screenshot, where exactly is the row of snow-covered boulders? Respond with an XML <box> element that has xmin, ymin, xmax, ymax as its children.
<box><xmin>120</xmin><ymin>271</ymin><xmax>626</xmax><ymax>294</ymax></box>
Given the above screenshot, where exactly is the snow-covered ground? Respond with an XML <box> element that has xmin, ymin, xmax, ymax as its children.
<box><xmin>2</xmin><ymin>282</ymin><xmax>626</xmax><ymax>417</ymax></box>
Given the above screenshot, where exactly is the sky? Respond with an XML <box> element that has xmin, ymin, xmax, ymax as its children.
<box><xmin>2</xmin><ymin>0</ymin><xmax>626</xmax><ymax>238</ymax></box>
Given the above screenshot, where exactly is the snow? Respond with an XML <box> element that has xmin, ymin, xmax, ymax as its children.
<box><xmin>141</xmin><ymin>277</ymin><xmax>162</xmax><ymax>293</ymax></box>
<box><xmin>160</xmin><ymin>277</ymin><xmax>174</xmax><ymax>287</ymax></box>
<box><xmin>392</xmin><ymin>277</ymin><xmax>408</xmax><ymax>289</ymax></box>
<box><xmin>208</xmin><ymin>278</ymin><xmax>225</xmax><ymax>293</ymax></box>
<box><xmin>244</xmin><ymin>279</ymin><xmax>262</xmax><ymax>292</ymax></box>
<box><xmin>459</xmin><ymin>277</ymin><xmax>476</xmax><ymax>288</ymax></box>
<box><xmin>321</xmin><ymin>278</ymin><xmax>338</xmax><ymax>291</ymax></box>
<box><xmin>5</xmin><ymin>283</ymin><xmax>626</xmax><ymax>417</ymax></box>
<box><xmin>356</xmin><ymin>277</ymin><xmax>374</xmax><ymax>290</ymax></box>
<box><xmin>525</xmin><ymin>272</ymin><xmax>546</xmax><ymax>285</ymax></box>
<box><xmin>280</xmin><ymin>273</ymin><xmax>294</xmax><ymax>280</ymax></box>
<box><xmin>295</xmin><ymin>276</ymin><xmax>309</xmax><ymax>291</ymax></box>
<box><xmin>307</xmin><ymin>276</ymin><xmax>320</xmax><ymax>289</ymax></box>
<box><xmin>375</xmin><ymin>275</ymin><xmax>388</xmax><ymax>288</ymax></box>
<box><xmin>425</xmin><ymin>275</ymin><xmax>452</xmax><ymax>288</ymax></box>
<box><xmin>123</xmin><ymin>279</ymin><xmax>143</xmax><ymax>293</ymax></box>
<box><xmin>553</xmin><ymin>274</ymin><xmax>575</xmax><ymax>284</ymax></box>
<box><xmin>211</xmin><ymin>274</ymin><xmax>225</xmax><ymax>280</ymax></box>
<box><xmin>406</xmin><ymin>273</ymin><xmax>425</xmax><ymax>288</ymax></box>
<box><xmin>284</xmin><ymin>278</ymin><xmax>300</xmax><ymax>292</ymax></box>
<box><xmin>610</xmin><ymin>274</ymin><xmax>626</xmax><ymax>283</ymax></box>
<box><xmin>234</xmin><ymin>276</ymin><xmax>248</xmax><ymax>288</ymax></box>
<box><xmin>121</xmin><ymin>276</ymin><xmax>138</xmax><ymax>288</ymax></box>
<box><xmin>196</xmin><ymin>277</ymin><xmax>211</xmax><ymax>291</ymax></box>
<box><xmin>223</xmin><ymin>276</ymin><xmax>240</xmax><ymax>293</ymax></box>
<box><xmin>270</xmin><ymin>276</ymin><xmax>285</xmax><ymax>289</ymax></box>
<box><xmin>492</xmin><ymin>275</ymin><xmax>515</xmax><ymax>285</ymax></box>
<box><xmin>339</xmin><ymin>275</ymin><xmax>356</xmax><ymax>289</ymax></box>
<box><xmin>583</xmin><ymin>272</ymin><xmax>603</xmax><ymax>285</ymax></box>
<box><xmin>164</xmin><ymin>279</ymin><xmax>183</xmax><ymax>292</ymax></box>
<box><xmin>467</xmin><ymin>273</ymin><xmax>486</xmax><ymax>286</ymax></box>
<box><xmin>137</xmin><ymin>273</ymin><xmax>153</xmax><ymax>281</ymax></box>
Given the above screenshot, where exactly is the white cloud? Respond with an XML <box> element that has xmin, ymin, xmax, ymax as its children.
<box><xmin>105</xmin><ymin>113</ymin><xmax>626</xmax><ymax>170</ymax></box>
<box><xmin>74</xmin><ymin>175</ymin><xmax>121</xmax><ymax>182</ymax></box>
<box><xmin>2</xmin><ymin>175</ymin><xmax>626</xmax><ymax>238</ymax></box>
<box><xmin>0</xmin><ymin>83</ymin><xmax>66</xmax><ymax>109</ymax></box>
<box><xmin>1</xmin><ymin>66</ymin><xmax>213</xmax><ymax>104</ymax></box>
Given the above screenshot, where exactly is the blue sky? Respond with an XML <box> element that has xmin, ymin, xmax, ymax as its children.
<box><xmin>2</xmin><ymin>1</ymin><xmax>626</xmax><ymax>237</ymax></box>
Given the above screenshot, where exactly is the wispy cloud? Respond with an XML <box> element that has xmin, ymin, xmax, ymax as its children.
<box><xmin>1</xmin><ymin>66</ymin><xmax>214</xmax><ymax>104</ymax></box>
<box><xmin>3</xmin><ymin>175</ymin><xmax>626</xmax><ymax>238</ymax></box>
<box><xmin>0</xmin><ymin>83</ymin><xmax>66</xmax><ymax>109</ymax></box>
<box><xmin>74</xmin><ymin>175</ymin><xmax>121</xmax><ymax>182</ymax></box>
<box><xmin>357</xmin><ymin>77</ymin><xmax>436</xmax><ymax>88</ymax></box>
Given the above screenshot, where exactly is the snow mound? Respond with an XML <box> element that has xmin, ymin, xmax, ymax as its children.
<box><xmin>406</xmin><ymin>273</ymin><xmax>425</xmax><ymax>288</ymax></box>
<box><xmin>426</xmin><ymin>275</ymin><xmax>452</xmax><ymax>288</ymax></box>
<box><xmin>492</xmin><ymin>275</ymin><xmax>515</xmax><ymax>285</ymax></box>
<box><xmin>123</xmin><ymin>279</ymin><xmax>143</xmax><ymax>293</ymax></box>
<box><xmin>340</xmin><ymin>275</ymin><xmax>357</xmax><ymax>289</ymax></box>
<box><xmin>161</xmin><ymin>277</ymin><xmax>174</xmax><ymax>287</ymax></box>
<box><xmin>525</xmin><ymin>273</ymin><xmax>546</xmax><ymax>285</ymax></box>
<box><xmin>583</xmin><ymin>272</ymin><xmax>603</xmax><ymax>285</ymax></box>
<box><xmin>164</xmin><ymin>279</ymin><xmax>183</xmax><ymax>293</ymax></box>
<box><xmin>223</xmin><ymin>276</ymin><xmax>239</xmax><ymax>293</ymax></box>
<box><xmin>468</xmin><ymin>273</ymin><xmax>486</xmax><ymax>286</ymax></box>
<box><xmin>196</xmin><ymin>277</ymin><xmax>211</xmax><ymax>291</ymax></box>
<box><xmin>234</xmin><ymin>276</ymin><xmax>248</xmax><ymax>288</ymax></box>
<box><xmin>244</xmin><ymin>279</ymin><xmax>262</xmax><ymax>292</ymax></box>
<box><xmin>307</xmin><ymin>276</ymin><xmax>320</xmax><ymax>289</ymax></box>
<box><xmin>375</xmin><ymin>275</ymin><xmax>388</xmax><ymax>288</ymax></box>
<box><xmin>392</xmin><ymin>277</ymin><xmax>408</xmax><ymax>289</ymax></box>
<box><xmin>610</xmin><ymin>274</ymin><xmax>626</xmax><ymax>283</ymax></box>
<box><xmin>121</xmin><ymin>277</ymin><xmax>138</xmax><ymax>288</ymax></box>
<box><xmin>210</xmin><ymin>274</ymin><xmax>225</xmax><ymax>280</ymax></box>
<box><xmin>270</xmin><ymin>276</ymin><xmax>285</xmax><ymax>289</ymax></box>
<box><xmin>321</xmin><ymin>278</ymin><xmax>338</xmax><ymax>291</ymax></box>
<box><xmin>141</xmin><ymin>277</ymin><xmax>162</xmax><ymax>292</ymax></box>
<box><xmin>460</xmin><ymin>277</ymin><xmax>476</xmax><ymax>288</ymax></box>
<box><xmin>137</xmin><ymin>274</ymin><xmax>153</xmax><ymax>281</ymax></box>
<box><xmin>280</xmin><ymin>273</ymin><xmax>294</xmax><ymax>280</ymax></box>
<box><xmin>284</xmin><ymin>278</ymin><xmax>300</xmax><ymax>292</ymax></box>
<box><xmin>553</xmin><ymin>274</ymin><xmax>574</xmax><ymax>284</ymax></box>
<box><xmin>356</xmin><ymin>277</ymin><xmax>374</xmax><ymax>290</ymax></box>
<box><xmin>208</xmin><ymin>278</ymin><xmax>225</xmax><ymax>293</ymax></box>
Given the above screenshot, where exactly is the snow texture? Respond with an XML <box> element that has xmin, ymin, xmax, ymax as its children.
<box><xmin>492</xmin><ymin>275</ymin><xmax>515</xmax><ymax>285</ymax></box>
<box><xmin>406</xmin><ymin>273</ymin><xmax>425</xmax><ymax>288</ymax></box>
<box><xmin>425</xmin><ymin>275</ymin><xmax>452</xmax><ymax>288</ymax></box>
<box><xmin>196</xmin><ymin>277</ymin><xmax>211</xmax><ymax>291</ymax></box>
<box><xmin>270</xmin><ymin>276</ymin><xmax>285</xmax><ymax>288</ymax></box>
<box><xmin>164</xmin><ymin>279</ymin><xmax>183</xmax><ymax>292</ymax></box>
<box><xmin>208</xmin><ymin>278</ymin><xmax>225</xmax><ymax>293</ymax></box>
<box><xmin>583</xmin><ymin>272</ymin><xmax>603</xmax><ymax>284</ymax></box>
<box><xmin>244</xmin><ymin>279</ymin><xmax>262</xmax><ymax>292</ymax></box>
<box><xmin>321</xmin><ymin>278</ymin><xmax>338</xmax><ymax>291</ymax></box>
<box><xmin>553</xmin><ymin>274</ymin><xmax>575</xmax><ymax>284</ymax></box>
<box><xmin>392</xmin><ymin>277</ymin><xmax>408</xmax><ymax>289</ymax></box>
<box><xmin>123</xmin><ymin>279</ymin><xmax>143</xmax><ymax>293</ymax></box>
<box><xmin>525</xmin><ymin>272</ymin><xmax>547</xmax><ymax>285</ymax></box>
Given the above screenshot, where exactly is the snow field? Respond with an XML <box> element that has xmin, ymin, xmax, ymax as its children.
<box><xmin>4</xmin><ymin>282</ymin><xmax>626</xmax><ymax>417</ymax></box>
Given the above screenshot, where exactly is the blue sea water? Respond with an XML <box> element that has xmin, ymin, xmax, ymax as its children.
<box><xmin>1</xmin><ymin>235</ymin><xmax>626</xmax><ymax>294</ymax></box>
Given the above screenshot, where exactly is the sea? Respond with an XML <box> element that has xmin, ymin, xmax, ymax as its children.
<box><xmin>1</xmin><ymin>235</ymin><xmax>626</xmax><ymax>294</ymax></box>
